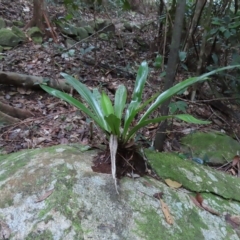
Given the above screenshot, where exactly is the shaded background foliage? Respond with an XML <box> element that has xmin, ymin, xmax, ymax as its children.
<box><xmin>0</xmin><ymin>0</ymin><xmax>240</xmax><ymax>153</ymax></box>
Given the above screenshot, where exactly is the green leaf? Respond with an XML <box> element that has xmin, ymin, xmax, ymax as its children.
<box><xmin>121</xmin><ymin>0</ymin><xmax>131</xmax><ymax>10</ymax></box>
<box><xmin>137</xmin><ymin>92</ymin><xmax>159</xmax><ymax>113</ymax></box>
<box><xmin>132</xmin><ymin>61</ymin><xmax>149</xmax><ymax>102</ymax></box>
<box><xmin>179</xmin><ymin>51</ymin><xmax>187</xmax><ymax>62</ymax></box>
<box><xmin>125</xmin><ymin>114</ymin><xmax>210</xmax><ymax>142</ymax></box>
<box><xmin>160</xmin><ymin>71</ymin><xmax>166</xmax><ymax>77</ymax></box>
<box><xmin>126</xmin><ymin>116</ymin><xmax>172</xmax><ymax>142</ymax></box>
<box><xmin>169</xmin><ymin>101</ymin><xmax>187</xmax><ymax>114</ymax></box>
<box><xmin>153</xmin><ymin>55</ymin><xmax>163</xmax><ymax>68</ymax></box>
<box><xmin>105</xmin><ymin>114</ymin><xmax>121</xmax><ymax>136</ymax></box>
<box><xmin>61</xmin><ymin>73</ymin><xmax>109</xmax><ymax>131</ymax></box>
<box><xmin>114</xmin><ymin>85</ymin><xmax>127</xmax><ymax>119</ymax></box>
<box><xmin>174</xmin><ymin>114</ymin><xmax>211</xmax><ymax>124</ymax></box>
<box><xmin>93</xmin><ymin>88</ymin><xmax>101</xmax><ymax>104</ymax></box>
<box><xmin>180</xmin><ymin>63</ymin><xmax>188</xmax><ymax>71</ymax></box>
<box><xmin>101</xmin><ymin>92</ymin><xmax>114</xmax><ymax>116</ymax></box>
<box><xmin>138</xmin><ymin>65</ymin><xmax>240</xmax><ymax>124</ymax></box>
<box><xmin>40</xmin><ymin>85</ymin><xmax>106</xmax><ymax>130</ymax></box>
<box><xmin>123</xmin><ymin>61</ymin><xmax>148</xmax><ymax>138</ymax></box>
<box><xmin>123</xmin><ymin>101</ymin><xmax>139</xmax><ymax>138</ymax></box>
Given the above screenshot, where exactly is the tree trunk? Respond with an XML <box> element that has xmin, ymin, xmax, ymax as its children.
<box><xmin>190</xmin><ymin>0</ymin><xmax>213</xmax><ymax>101</ymax></box>
<box><xmin>183</xmin><ymin>0</ymin><xmax>207</xmax><ymax>54</ymax></box>
<box><xmin>154</xmin><ymin>0</ymin><xmax>186</xmax><ymax>151</ymax></box>
<box><xmin>24</xmin><ymin>0</ymin><xmax>46</xmax><ymax>32</ymax></box>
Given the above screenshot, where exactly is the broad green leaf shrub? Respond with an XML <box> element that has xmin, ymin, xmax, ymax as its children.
<box><xmin>41</xmin><ymin>62</ymin><xmax>240</xmax><ymax>145</ymax></box>
<box><xmin>41</xmin><ymin>62</ymin><xmax>240</xmax><ymax>193</ymax></box>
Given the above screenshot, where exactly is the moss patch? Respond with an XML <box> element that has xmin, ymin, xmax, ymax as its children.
<box><xmin>181</xmin><ymin>132</ymin><xmax>240</xmax><ymax>164</ymax></box>
<box><xmin>26</xmin><ymin>229</ymin><xmax>53</xmax><ymax>240</ymax></box>
<box><xmin>37</xmin><ymin>164</ymin><xmax>84</xmax><ymax>237</ymax></box>
<box><xmin>0</xmin><ymin>150</ymin><xmax>33</xmax><ymax>182</ymax></box>
<box><xmin>145</xmin><ymin>149</ymin><xmax>240</xmax><ymax>202</ymax></box>
<box><xmin>134</xmin><ymin>205</ymin><xmax>208</xmax><ymax>240</ymax></box>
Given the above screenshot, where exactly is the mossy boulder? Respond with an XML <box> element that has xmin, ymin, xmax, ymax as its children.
<box><xmin>76</xmin><ymin>27</ymin><xmax>88</xmax><ymax>40</ymax></box>
<box><xmin>84</xmin><ymin>25</ymin><xmax>94</xmax><ymax>35</ymax></box>
<box><xmin>146</xmin><ymin>149</ymin><xmax>240</xmax><ymax>201</ymax></box>
<box><xmin>180</xmin><ymin>132</ymin><xmax>240</xmax><ymax>165</ymax></box>
<box><xmin>65</xmin><ymin>38</ymin><xmax>76</xmax><ymax>48</ymax></box>
<box><xmin>0</xmin><ymin>145</ymin><xmax>240</xmax><ymax>239</ymax></box>
<box><xmin>0</xmin><ymin>29</ymin><xmax>21</xmax><ymax>47</ymax></box>
<box><xmin>0</xmin><ymin>18</ymin><xmax>6</xmax><ymax>29</ymax></box>
<box><xmin>12</xmin><ymin>20</ymin><xmax>24</xmax><ymax>28</ymax></box>
<box><xmin>56</xmin><ymin>22</ymin><xmax>78</xmax><ymax>36</ymax></box>
<box><xmin>92</xmin><ymin>19</ymin><xmax>115</xmax><ymax>33</ymax></box>
<box><xmin>27</xmin><ymin>27</ymin><xmax>43</xmax><ymax>44</ymax></box>
<box><xmin>99</xmin><ymin>33</ymin><xmax>109</xmax><ymax>40</ymax></box>
<box><xmin>12</xmin><ymin>26</ymin><xmax>26</xmax><ymax>41</ymax></box>
<box><xmin>124</xmin><ymin>21</ymin><xmax>133</xmax><ymax>32</ymax></box>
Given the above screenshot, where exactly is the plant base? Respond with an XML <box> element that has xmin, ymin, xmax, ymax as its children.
<box><xmin>92</xmin><ymin>146</ymin><xmax>147</xmax><ymax>178</ymax></box>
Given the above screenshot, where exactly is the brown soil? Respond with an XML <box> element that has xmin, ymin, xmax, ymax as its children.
<box><xmin>92</xmin><ymin>145</ymin><xmax>147</xmax><ymax>178</ymax></box>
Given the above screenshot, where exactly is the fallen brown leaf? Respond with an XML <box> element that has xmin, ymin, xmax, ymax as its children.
<box><xmin>147</xmin><ymin>123</ymin><xmax>158</xmax><ymax>130</ymax></box>
<box><xmin>189</xmin><ymin>195</ymin><xmax>204</xmax><ymax>209</ymax></box>
<box><xmin>232</xmin><ymin>155</ymin><xmax>240</xmax><ymax>167</ymax></box>
<box><xmin>153</xmin><ymin>192</ymin><xmax>174</xmax><ymax>225</ymax></box>
<box><xmin>35</xmin><ymin>188</ymin><xmax>54</xmax><ymax>203</ymax></box>
<box><xmin>165</xmin><ymin>179</ymin><xmax>182</xmax><ymax>189</ymax></box>
<box><xmin>159</xmin><ymin>198</ymin><xmax>174</xmax><ymax>225</ymax></box>
<box><xmin>195</xmin><ymin>193</ymin><xmax>220</xmax><ymax>216</ymax></box>
<box><xmin>196</xmin><ymin>193</ymin><xmax>204</xmax><ymax>205</ymax></box>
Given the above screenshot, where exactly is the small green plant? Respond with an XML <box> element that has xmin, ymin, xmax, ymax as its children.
<box><xmin>169</xmin><ymin>101</ymin><xmax>188</xmax><ymax>114</ymax></box>
<box><xmin>41</xmin><ymin>61</ymin><xmax>240</xmax><ymax>193</ymax></box>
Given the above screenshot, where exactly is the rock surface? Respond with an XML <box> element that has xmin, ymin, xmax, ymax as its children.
<box><xmin>0</xmin><ymin>29</ymin><xmax>21</xmax><ymax>47</ymax></box>
<box><xmin>0</xmin><ymin>144</ymin><xmax>240</xmax><ymax>239</ymax></box>
<box><xmin>180</xmin><ymin>132</ymin><xmax>240</xmax><ymax>165</ymax></box>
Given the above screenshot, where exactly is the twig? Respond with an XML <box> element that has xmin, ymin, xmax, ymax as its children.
<box><xmin>64</xmin><ymin>24</ymin><xmax>115</xmax><ymax>51</ymax></box>
<box><xmin>209</xmin><ymin>106</ymin><xmax>230</xmax><ymax>126</ymax></box>
<box><xmin>195</xmin><ymin>96</ymin><xmax>240</xmax><ymax>102</ymax></box>
<box><xmin>43</xmin><ymin>11</ymin><xmax>58</xmax><ymax>43</ymax></box>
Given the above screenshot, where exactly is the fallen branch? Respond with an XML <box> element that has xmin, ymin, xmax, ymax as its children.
<box><xmin>0</xmin><ymin>71</ymin><xmax>71</xmax><ymax>92</ymax></box>
<box><xmin>0</xmin><ymin>101</ymin><xmax>34</xmax><ymax>120</ymax></box>
<box><xmin>0</xmin><ymin>111</ymin><xmax>20</xmax><ymax>125</ymax></box>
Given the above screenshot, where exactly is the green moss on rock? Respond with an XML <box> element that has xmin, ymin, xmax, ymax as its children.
<box><xmin>181</xmin><ymin>132</ymin><xmax>240</xmax><ymax>164</ymax></box>
<box><xmin>26</xmin><ymin>229</ymin><xmax>53</xmax><ymax>240</ymax></box>
<box><xmin>145</xmin><ymin>149</ymin><xmax>240</xmax><ymax>201</ymax></box>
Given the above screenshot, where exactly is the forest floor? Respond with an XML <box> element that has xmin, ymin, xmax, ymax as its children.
<box><xmin>0</xmin><ymin>0</ymin><xmax>239</xmax><ymax>154</ymax></box>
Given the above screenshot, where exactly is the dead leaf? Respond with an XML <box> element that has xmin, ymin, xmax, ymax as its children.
<box><xmin>17</xmin><ymin>87</ymin><xmax>32</xmax><ymax>95</ymax></box>
<box><xmin>147</xmin><ymin>123</ymin><xmax>158</xmax><ymax>130</ymax></box>
<box><xmin>189</xmin><ymin>195</ymin><xmax>204</xmax><ymax>209</ymax></box>
<box><xmin>195</xmin><ymin>193</ymin><xmax>220</xmax><ymax>216</ymax></box>
<box><xmin>153</xmin><ymin>192</ymin><xmax>174</xmax><ymax>224</ymax></box>
<box><xmin>196</xmin><ymin>193</ymin><xmax>204</xmax><ymax>205</ymax></box>
<box><xmin>165</xmin><ymin>179</ymin><xmax>182</xmax><ymax>189</ymax></box>
<box><xmin>0</xmin><ymin>220</ymin><xmax>11</xmax><ymax>239</ymax></box>
<box><xmin>159</xmin><ymin>198</ymin><xmax>174</xmax><ymax>225</ymax></box>
<box><xmin>229</xmin><ymin>168</ymin><xmax>236</xmax><ymax>176</ymax></box>
<box><xmin>232</xmin><ymin>155</ymin><xmax>240</xmax><ymax>167</ymax></box>
<box><xmin>35</xmin><ymin>189</ymin><xmax>54</xmax><ymax>203</ymax></box>
<box><xmin>231</xmin><ymin>155</ymin><xmax>240</xmax><ymax>177</ymax></box>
